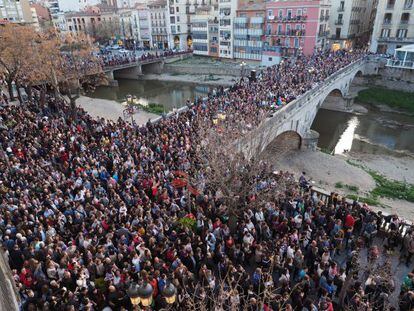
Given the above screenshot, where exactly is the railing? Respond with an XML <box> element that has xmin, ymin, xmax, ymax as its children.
<box><xmin>386</xmin><ymin>58</ymin><xmax>414</xmax><ymax>69</ymax></box>
<box><xmin>335</xmin><ymin>20</ymin><xmax>343</xmax><ymax>25</ymax></box>
<box><xmin>103</xmin><ymin>51</ymin><xmax>193</xmax><ymax>71</ymax></box>
<box><xmin>337</xmin><ymin>7</ymin><xmax>345</xmax><ymax>12</ymax></box>
<box><xmin>269</xmin><ymin>15</ymin><xmax>308</xmax><ymax>23</ymax></box>
<box><xmin>311</xmin><ymin>187</ymin><xmax>413</xmax><ymax>237</ymax></box>
<box><xmin>276</xmin><ymin>29</ymin><xmax>306</xmax><ymax>36</ymax></box>
<box><xmin>378</xmin><ymin>36</ymin><xmax>414</xmax><ymax>42</ymax></box>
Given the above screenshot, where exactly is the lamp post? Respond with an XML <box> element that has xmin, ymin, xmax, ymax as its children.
<box><xmin>127</xmin><ymin>283</ymin><xmax>141</xmax><ymax>309</ymax></box>
<box><xmin>162</xmin><ymin>282</ymin><xmax>177</xmax><ymax>306</ymax></box>
<box><xmin>240</xmin><ymin>61</ymin><xmax>247</xmax><ymax>79</ymax></box>
<box><xmin>137</xmin><ymin>282</ymin><xmax>154</xmax><ymax>307</ymax></box>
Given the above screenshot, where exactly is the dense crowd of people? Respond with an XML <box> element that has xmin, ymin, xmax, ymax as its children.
<box><xmin>101</xmin><ymin>50</ymin><xmax>192</xmax><ymax>68</ymax></box>
<box><xmin>0</xmin><ymin>49</ymin><xmax>410</xmax><ymax>311</ymax></box>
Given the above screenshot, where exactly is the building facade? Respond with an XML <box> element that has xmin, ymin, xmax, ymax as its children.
<box><xmin>148</xmin><ymin>0</ymin><xmax>171</xmax><ymax>49</ymax></box>
<box><xmin>329</xmin><ymin>0</ymin><xmax>376</xmax><ymax>50</ymax></box>
<box><xmin>263</xmin><ymin>0</ymin><xmax>331</xmax><ymax>65</ymax></box>
<box><xmin>218</xmin><ymin>0</ymin><xmax>238</xmax><ymax>58</ymax></box>
<box><xmin>234</xmin><ymin>1</ymin><xmax>265</xmax><ymax>62</ymax></box>
<box><xmin>65</xmin><ymin>5</ymin><xmax>119</xmax><ymax>40</ymax></box>
<box><xmin>0</xmin><ymin>0</ymin><xmax>24</xmax><ymax>22</ymax></box>
<box><xmin>136</xmin><ymin>5</ymin><xmax>152</xmax><ymax>48</ymax></box>
<box><xmin>370</xmin><ymin>0</ymin><xmax>414</xmax><ymax>54</ymax></box>
<box><xmin>191</xmin><ymin>3</ymin><xmax>219</xmax><ymax>56</ymax></box>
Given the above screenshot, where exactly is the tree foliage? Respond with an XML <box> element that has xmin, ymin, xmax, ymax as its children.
<box><xmin>0</xmin><ymin>24</ymin><xmax>104</xmax><ymax>107</ymax></box>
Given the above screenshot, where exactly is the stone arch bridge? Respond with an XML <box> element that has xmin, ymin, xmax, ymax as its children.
<box><xmin>104</xmin><ymin>52</ymin><xmax>192</xmax><ymax>85</ymax></box>
<box><xmin>235</xmin><ymin>57</ymin><xmax>380</xmax><ymax>159</ymax></box>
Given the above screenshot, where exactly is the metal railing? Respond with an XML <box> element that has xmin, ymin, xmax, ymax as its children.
<box><xmin>103</xmin><ymin>51</ymin><xmax>193</xmax><ymax>71</ymax></box>
<box><xmin>386</xmin><ymin>59</ymin><xmax>414</xmax><ymax>69</ymax></box>
<box><xmin>311</xmin><ymin>187</ymin><xmax>413</xmax><ymax>237</ymax></box>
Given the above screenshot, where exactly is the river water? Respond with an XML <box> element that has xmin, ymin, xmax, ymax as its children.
<box><xmin>89</xmin><ymin>79</ymin><xmax>212</xmax><ymax>112</ymax></box>
<box><xmin>89</xmin><ymin>79</ymin><xmax>414</xmax><ymax>158</ymax></box>
<box><xmin>311</xmin><ymin>102</ymin><xmax>414</xmax><ymax>157</ymax></box>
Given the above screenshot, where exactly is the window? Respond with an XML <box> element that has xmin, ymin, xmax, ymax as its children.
<box><xmin>177</xmin><ymin>16</ymin><xmax>180</xmax><ymax>22</ymax></box>
<box><xmin>177</xmin><ymin>25</ymin><xmax>180</xmax><ymax>32</ymax></box>
<box><xmin>268</xmin><ymin>10</ymin><xmax>273</xmax><ymax>17</ymax></box>
<box><xmin>287</xmin><ymin>9</ymin><xmax>292</xmax><ymax>19</ymax></box>
<box><xmin>176</xmin><ymin>6</ymin><xmax>179</xmax><ymax>12</ymax></box>
<box><xmin>297</xmin><ymin>9</ymin><xmax>302</xmax><ymax>16</ymax></box>
<box><xmin>294</xmin><ymin>38</ymin><xmax>299</xmax><ymax>48</ymax></box>
<box><xmin>269</xmin><ymin>57</ymin><xmax>272</xmax><ymax>61</ymax></box>
<box><xmin>397</xmin><ymin>28</ymin><xmax>407</xmax><ymax>37</ymax></box>
<box><xmin>278</xmin><ymin>9</ymin><xmax>283</xmax><ymax>18</ymax></box>
<box><xmin>278</xmin><ymin>24</ymin><xmax>282</xmax><ymax>34</ymax></box>
<box><xmin>380</xmin><ymin>28</ymin><xmax>390</xmax><ymax>37</ymax></box>
<box><xmin>170</xmin><ymin>7</ymin><xmax>174</xmax><ymax>14</ymax></box>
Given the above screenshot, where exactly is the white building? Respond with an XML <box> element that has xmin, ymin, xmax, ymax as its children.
<box><xmin>136</xmin><ymin>5</ymin><xmax>152</xmax><ymax>47</ymax></box>
<box><xmin>370</xmin><ymin>0</ymin><xmax>414</xmax><ymax>54</ymax></box>
<box><xmin>148</xmin><ymin>0</ymin><xmax>171</xmax><ymax>49</ymax></box>
<box><xmin>330</xmin><ymin>0</ymin><xmax>376</xmax><ymax>49</ymax></box>
<box><xmin>0</xmin><ymin>0</ymin><xmax>24</xmax><ymax>22</ymax></box>
<box><xmin>218</xmin><ymin>0</ymin><xmax>237</xmax><ymax>58</ymax></box>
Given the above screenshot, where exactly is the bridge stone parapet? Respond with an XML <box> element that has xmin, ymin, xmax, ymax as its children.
<box><xmin>235</xmin><ymin>57</ymin><xmax>380</xmax><ymax>159</ymax></box>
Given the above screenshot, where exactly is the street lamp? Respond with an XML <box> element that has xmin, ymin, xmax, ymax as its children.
<box><xmin>127</xmin><ymin>283</ymin><xmax>141</xmax><ymax>307</ymax></box>
<box><xmin>137</xmin><ymin>282</ymin><xmax>154</xmax><ymax>307</ymax></box>
<box><xmin>240</xmin><ymin>61</ymin><xmax>247</xmax><ymax>79</ymax></box>
<box><xmin>162</xmin><ymin>283</ymin><xmax>177</xmax><ymax>304</ymax></box>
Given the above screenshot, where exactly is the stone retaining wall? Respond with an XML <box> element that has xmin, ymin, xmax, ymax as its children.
<box><xmin>164</xmin><ymin>64</ymin><xmax>244</xmax><ymax>77</ymax></box>
<box><xmin>0</xmin><ymin>250</ymin><xmax>19</xmax><ymax>311</ymax></box>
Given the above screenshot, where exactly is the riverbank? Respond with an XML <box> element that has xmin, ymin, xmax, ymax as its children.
<box><xmin>271</xmin><ymin>149</ymin><xmax>414</xmax><ymax>220</ymax></box>
<box><xmin>356</xmin><ymin>87</ymin><xmax>414</xmax><ymax>114</ymax></box>
<box><xmin>140</xmin><ymin>73</ymin><xmax>236</xmax><ymax>87</ymax></box>
<box><xmin>77</xmin><ymin>96</ymin><xmax>158</xmax><ymax>125</ymax></box>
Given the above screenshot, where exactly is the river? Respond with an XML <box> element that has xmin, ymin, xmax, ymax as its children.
<box><xmin>90</xmin><ymin>79</ymin><xmax>414</xmax><ymax>158</ymax></box>
<box><xmin>89</xmin><ymin>79</ymin><xmax>212</xmax><ymax>112</ymax></box>
<box><xmin>311</xmin><ymin>102</ymin><xmax>414</xmax><ymax>157</ymax></box>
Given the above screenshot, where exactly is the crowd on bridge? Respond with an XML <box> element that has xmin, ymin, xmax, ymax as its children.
<box><xmin>1</xmin><ymin>49</ymin><xmax>413</xmax><ymax>311</ymax></box>
<box><xmin>100</xmin><ymin>50</ymin><xmax>192</xmax><ymax>68</ymax></box>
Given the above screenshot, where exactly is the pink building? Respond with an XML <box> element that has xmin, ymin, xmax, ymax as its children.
<box><xmin>263</xmin><ymin>0</ymin><xmax>331</xmax><ymax>65</ymax></box>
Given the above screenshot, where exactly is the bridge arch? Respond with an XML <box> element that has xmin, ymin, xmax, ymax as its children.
<box><xmin>260</xmin><ymin>130</ymin><xmax>302</xmax><ymax>158</ymax></box>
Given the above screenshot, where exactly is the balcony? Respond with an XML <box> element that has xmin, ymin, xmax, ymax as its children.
<box><xmin>377</xmin><ymin>36</ymin><xmax>414</xmax><ymax>43</ymax></box>
<box><xmin>382</xmin><ymin>19</ymin><xmax>392</xmax><ymax>25</ymax></box>
<box><xmin>335</xmin><ymin>20</ymin><xmax>343</xmax><ymax>25</ymax></box>
<box><xmin>248</xmin><ymin>28</ymin><xmax>263</xmax><ymax>36</ymax></box>
<box><xmin>325</xmin><ymin>15</ymin><xmax>330</xmax><ymax>21</ymax></box>
<box><xmin>404</xmin><ymin>3</ymin><xmax>413</xmax><ymax>9</ymax></box>
<box><xmin>400</xmin><ymin>20</ymin><xmax>410</xmax><ymax>25</ymax></box>
<box><xmin>337</xmin><ymin>7</ymin><xmax>345</xmax><ymax>12</ymax></box>
<box><xmin>318</xmin><ymin>30</ymin><xmax>330</xmax><ymax>37</ymax></box>
<box><xmin>270</xmin><ymin>15</ymin><xmax>308</xmax><ymax>23</ymax></box>
<box><xmin>273</xmin><ymin>29</ymin><xmax>306</xmax><ymax>37</ymax></box>
<box><xmin>386</xmin><ymin>4</ymin><xmax>395</xmax><ymax>9</ymax></box>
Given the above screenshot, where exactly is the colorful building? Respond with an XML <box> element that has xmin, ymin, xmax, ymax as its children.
<box><xmin>264</xmin><ymin>0</ymin><xmax>331</xmax><ymax>65</ymax></box>
<box><xmin>234</xmin><ymin>1</ymin><xmax>265</xmax><ymax>62</ymax></box>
